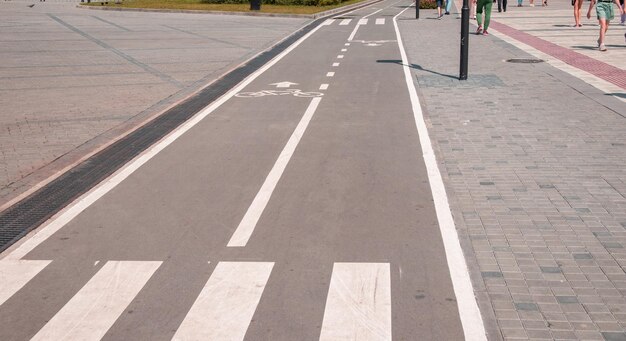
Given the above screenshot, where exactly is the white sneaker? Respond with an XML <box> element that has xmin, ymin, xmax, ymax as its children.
<box><xmin>599</xmin><ymin>43</ymin><xmax>607</xmax><ymax>51</ymax></box>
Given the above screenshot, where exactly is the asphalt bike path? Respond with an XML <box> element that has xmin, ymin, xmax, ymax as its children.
<box><xmin>0</xmin><ymin>1</ymin><xmax>472</xmax><ymax>339</ymax></box>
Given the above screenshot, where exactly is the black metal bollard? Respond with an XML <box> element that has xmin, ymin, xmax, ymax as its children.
<box><xmin>250</xmin><ymin>0</ymin><xmax>261</xmax><ymax>10</ymax></box>
<box><xmin>459</xmin><ymin>0</ymin><xmax>469</xmax><ymax>80</ymax></box>
<box><xmin>415</xmin><ymin>0</ymin><xmax>420</xmax><ymax>18</ymax></box>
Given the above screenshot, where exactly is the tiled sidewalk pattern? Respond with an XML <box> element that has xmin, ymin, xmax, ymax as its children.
<box><xmin>398</xmin><ymin>1</ymin><xmax>626</xmax><ymax>340</ymax></box>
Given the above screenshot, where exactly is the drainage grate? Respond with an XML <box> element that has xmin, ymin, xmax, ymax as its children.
<box><xmin>0</xmin><ymin>14</ymin><xmax>343</xmax><ymax>254</ymax></box>
<box><xmin>506</xmin><ymin>58</ymin><xmax>544</xmax><ymax>63</ymax></box>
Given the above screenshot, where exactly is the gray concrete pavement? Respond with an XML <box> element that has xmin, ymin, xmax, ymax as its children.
<box><xmin>0</xmin><ymin>1</ymin><xmax>308</xmax><ymax>207</ymax></box>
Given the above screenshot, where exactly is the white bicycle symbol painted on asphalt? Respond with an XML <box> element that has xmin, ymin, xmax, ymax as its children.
<box><xmin>235</xmin><ymin>89</ymin><xmax>324</xmax><ymax>98</ymax></box>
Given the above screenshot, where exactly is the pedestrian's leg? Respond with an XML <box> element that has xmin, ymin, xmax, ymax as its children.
<box><xmin>446</xmin><ymin>0</ymin><xmax>452</xmax><ymax>14</ymax></box>
<box><xmin>574</xmin><ymin>0</ymin><xmax>582</xmax><ymax>26</ymax></box>
<box><xmin>483</xmin><ymin>0</ymin><xmax>493</xmax><ymax>31</ymax></box>
<box><xmin>476</xmin><ymin>1</ymin><xmax>484</xmax><ymax>32</ymax></box>
<box><xmin>498</xmin><ymin>0</ymin><xmax>502</xmax><ymax>12</ymax></box>
<box><xmin>598</xmin><ymin>18</ymin><xmax>608</xmax><ymax>49</ymax></box>
<box><xmin>503</xmin><ymin>0</ymin><xmax>507</xmax><ymax>11</ymax></box>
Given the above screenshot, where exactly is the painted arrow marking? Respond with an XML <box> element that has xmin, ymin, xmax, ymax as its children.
<box><xmin>270</xmin><ymin>81</ymin><xmax>298</xmax><ymax>88</ymax></box>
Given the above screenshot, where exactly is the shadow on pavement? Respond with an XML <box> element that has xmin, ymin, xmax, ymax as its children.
<box><xmin>606</xmin><ymin>93</ymin><xmax>626</xmax><ymax>99</ymax></box>
<box><xmin>377</xmin><ymin>59</ymin><xmax>458</xmax><ymax>79</ymax></box>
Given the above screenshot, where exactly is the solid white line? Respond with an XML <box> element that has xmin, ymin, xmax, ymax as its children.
<box><xmin>339</xmin><ymin>19</ymin><xmax>352</xmax><ymax>25</ymax></box>
<box><xmin>173</xmin><ymin>262</ymin><xmax>273</xmax><ymax>341</ymax></box>
<box><xmin>333</xmin><ymin>62</ymin><xmax>340</xmax><ymax>67</ymax></box>
<box><xmin>363</xmin><ymin>8</ymin><xmax>383</xmax><ymax>18</ymax></box>
<box><xmin>337</xmin><ymin>55</ymin><xmax>344</xmax><ymax>59</ymax></box>
<box><xmin>31</xmin><ymin>261</ymin><xmax>161</xmax><ymax>341</ymax></box>
<box><xmin>376</xmin><ymin>18</ymin><xmax>385</xmax><ymax>25</ymax></box>
<box><xmin>0</xmin><ymin>260</ymin><xmax>51</xmax><ymax>306</ymax></box>
<box><xmin>393</xmin><ymin>7</ymin><xmax>487</xmax><ymax>341</ymax></box>
<box><xmin>2</xmin><ymin>19</ymin><xmax>328</xmax><ymax>262</ymax></box>
<box><xmin>348</xmin><ymin>19</ymin><xmax>366</xmax><ymax>41</ymax></box>
<box><xmin>319</xmin><ymin>263</ymin><xmax>392</xmax><ymax>341</ymax></box>
<box><xmin>326</xmin><ymin>72</ymin><xmax>335</xmax><ymax>77</ymax></box>
<box><xmin>227</xmin><ymin>97</ymin><xmax>322</xmax><ymax>247</ymax></box>
<box><xmin>320</xmin><ymin>84</ymin><xmax>329</xmax><ymax>90</ymax></box>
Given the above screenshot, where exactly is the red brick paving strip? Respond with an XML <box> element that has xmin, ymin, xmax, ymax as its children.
<box><xmin>490</xmin><ymin>20</ymin><xmax>626</xmax><ymax>90</ymax></box>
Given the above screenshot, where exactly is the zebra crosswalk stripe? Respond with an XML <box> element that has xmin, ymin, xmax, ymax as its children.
<box><xmin>0</xmin><ymin>260</ymin><xmax>51</xmax><ymax>306</ymax></box>
<box><xmin>31</xmin><ymin>261</ymin><xmax>161</xmax><ymax>341</ymax></box>
<box><xmin>376</xmin><ymin>18</ymin><xmax>385</xmax><ymax>25</ymax></box>
<box><xmin>339</xmin><ymin>19</ymin><xmax>352</xmax><ymax>26</ymax></box>
<box><xmin>319</xmin><ymin>263</ymin><xmax>392</xmax><ymax>341</ymax></box>
<box><xmin>173</xmin><ymin>262</ymin><xmax>274</xmax><ymax>341</ymax></box>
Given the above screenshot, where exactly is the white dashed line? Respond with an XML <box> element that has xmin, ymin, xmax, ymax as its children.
<box><xmin>333</xmin><ymin>63</ymin><xmax>340</xmax><ymax>67</ymax></box>
<box><xmin>341</xmin><ymin>49</ymin><xmax>347</xmax><ymax>52</ymax></box>
<box><xmin>0</xmin><ymin>260</ymin><xmax>51</xmax><ymax>306</ymax></box>
<box><xmin>173</xmin><ymin>262</ymin><xmax>274</xmax><ymax>341</ymax></box>
<box><xmin>319</xmin><ymin>263</ymin><xmax>392</xmax><ymax>341</ymax></box>
<box><xmin>319</xmin><ymin>84</ymin><xmax>329</xmax><ymax>90</ymax></box>
<box><xmin>337</xmin><ymin>55</ymin><xmax>344</xmax><ymax>59</ymax></box>
<box><xmin>326</xmin><ymin>72</ymin><xmax>335</xmax><ymax>77</ymax></box>
<box><xmin>32</xmin><ymin>261</ymin><xmax>161</xmax><ymax>341</ymax></box>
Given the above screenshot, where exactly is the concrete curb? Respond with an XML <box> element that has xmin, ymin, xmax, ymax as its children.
<box><xmin>76</xmin><ymin>0</ymin><xmax>383</xmax><ymax>19</ymax></box>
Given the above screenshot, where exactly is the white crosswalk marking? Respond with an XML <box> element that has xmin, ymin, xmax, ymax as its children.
<box><xmin>173</xmin><ymin>262</ymin><xmax>274</xmax><ymax>341</ymax></box>
<box><xmin>0</xmin><ymin>260</ymin><xmax>51</xmax><ymax>306</ymax></box>
<box><xmin>31</xmin><ymin>261</ymin><xmax>161</xmax><ymax>341</ymax></box>
<box><xmin>322</xmin><ymin>19</ymin><xmax>335</xmax><ymax>26</ymax></box>
<box><xmin>359</xmin><ymin>19</ymin><xmax>369</xmax><ymax>25</ymax></box>
<box><xmin>376</xmin><ymin>18</ymin><xmax>385</xmax><ymax>25</ymax></box>
<box><xmin>319</xmin><ymin>263</ymin><xmax>392</xmax><ymax>341</ymax></box>
<box><xmin>339</xmin><ymin>19</ymin><xmax>352</xmax><ymax>26</ymax></box>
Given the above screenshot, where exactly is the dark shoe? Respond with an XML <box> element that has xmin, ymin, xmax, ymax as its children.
<box><xmin>445</xmin><ymin>11</ymin><xmax>450</xmax><ymax>14</ymax></box>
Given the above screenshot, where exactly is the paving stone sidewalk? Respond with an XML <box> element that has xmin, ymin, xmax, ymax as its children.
<box><xmin>397</xmin><ymin>3</ymin><xmax>626</xmax><ymax>341</ymax></box>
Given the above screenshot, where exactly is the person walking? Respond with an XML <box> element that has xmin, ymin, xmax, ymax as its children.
<box><xmin>498</xmin><ymin>0</ymin><xmax>507</xmax><ymax>12</ymax></box>
<box><xmin>573</xmin><ymin>0</ymin><xmax>584</xmax><ymax>26</ymax></box>
<box><xmin>445</xmin><ymin>0</ymin><xmax>452</xmax><ymax>15</ymax></box>
<box><xmin>436</xmin><ymin>0</ymin><xmax>444</xmax><ymax>18</ymax></box>
<box><xmin>476</xmin><ymin>0</ymin><xmax>493</xmax><ymax>35</ymax></box>
<box><xmin>587</xmin><ymin>0</ymin><xmax>624</xmax><ymax>51</ymax></box>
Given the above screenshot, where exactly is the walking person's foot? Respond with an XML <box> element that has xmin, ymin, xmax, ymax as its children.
<box><xmin>476</xmin><ymin>26</ymin><xmax>483</xmax><ymax>34</ymax></box>
<box><xmin>445</xmin><ymin>11</ymin><xmax>450</xmax><ymax>14</ymax></box>
<box><xmin>599</xmin><ymin>43</ymin><xmax>607</xmax><ymax>51</ymax></box>
<box><xmin>482</xmin><ymin>30</ymin><xmax>489</xmax><ymax>35</ymax></box>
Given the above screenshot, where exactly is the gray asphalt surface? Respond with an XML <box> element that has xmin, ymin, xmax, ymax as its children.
<box><xmin>0</xmin><ymin>1</ymin><xmax>467</xmax><ymax>339</ymax></box>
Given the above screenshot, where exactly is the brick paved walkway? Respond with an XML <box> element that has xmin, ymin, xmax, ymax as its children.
<box><xmin>398</xmin><ymin>1</ymin><xmax>626</xmax><ymax>339</ymax></box>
